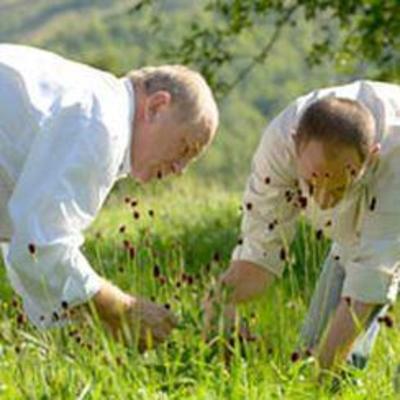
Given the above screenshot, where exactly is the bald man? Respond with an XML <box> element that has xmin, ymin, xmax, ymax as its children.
<box><xmin>0</xmin><ymin>44</ymin><xmax>219</xmax><ymax>350</ymax></box>
<box><xmin>205</xmin><ymin>80</ymin><xmax>400</xmax><ymax>371</ymax></box>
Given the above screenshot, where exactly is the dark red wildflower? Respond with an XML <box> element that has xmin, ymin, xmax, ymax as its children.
<box><xmin>186</xmin><ymin>275</ymin><xmax>194</xmax><ymax>285</ymax></box>
<box><xmin>298</xmin><ymin>196</ymin><xmax>308</xmax><ymax>209</ymax></box>
<box><xmin>119</xmin><ymin>225</ymin><xmax>126</xmax><ymax>234</ymax></box>
<box><xmin>237</xmin><ymin>238</ymin><xmax>243</xmax><ymax>245</ymax></box>
<box><xmin>385</xmin><ymin>316</ymin><xmax>394</xmax><ymax>328</ymax></box>
<box><xmin>213</xmin><ymin>252</ymin><xmax>221</xmax><ymax>262</ymax></box>
<box><xmin>159</xmin><ymin>276</ymin><xmax>167</xmax><ymax>285</ymax></box>
<box><xmin>268</xmin><ymin>222</ymin><xmax>275</xmax><ymax>231</ymax></box>
<box><xmin>16</xmin><ymin>313</ymin><xmax>26</xmax><ymax>325</ymax></box>
<box><xmin>123</xmin><ymin>239</ymin><xmax>131</xmax><ymax>249</ymax></box>
<box><xmin>153</xmin><ymin>265</ymin><xmax>161</xmax><ymax>278</ymax></box>
<box><xmin>290</xmin><ymin>351</ymin><xmax>300</xmax><ymax>362</ymax></box>
<box><xmin>164</xmin><ymin>303</ymin><xmax>171</xmax><ymax>310</ymax></box>
<box><xmin>324</xmin><ymin>172</ymin><xmax>331</xmax><ymax>178</ymax></box>
<box><xmin>124</xmin><ymin>196</ymin><xmax>130</xmax><ymax>204</ymax></box>
<box><xmin>334</xmin><ymin>255</ymin><xmax>340</xmax><ymax>261</ymax></box>
<box><xmin>369</xmin><ymin>197</ymin><xmax>377</xmax><ymax>211</ymax></box>
<box><xmin>176</xmin><ymin>281</ymin><xmax>182</xmax><ymax>288</ymax></box>
<box><xmin>148</xmin><ymin>209</ymin><xmax>155</xmax><ymax>218</ymax></box>
<box><xmin>61</xmin><ymin>301</ymin><xmax>69</xmax><ymax>310</ymax></box>
<box><xmin>129</xmin><ymin>247</ymin><xmax>135</xmax><ymax>259</ymax></box>
<box><xmin>130</xmin><ymin>199</ymin><xmax>138</xmax><ymax>208</ymax></box>
<box><xmin>378</xmin><ymin>315</ymin><xmax>394</xmax><ymax>328</ymax></box>
<box><xmin>265</xmin><ymin>177</ymin><xmax>271</xmax><ymax>184</ymax></box>
<box><xmin>305</xmin><ymin>348</ymin><xmax>313</xmax><ymax>357</ymax></box>
<box><xmin>157</xmin><ymin>171</ymin><xmax>163</xmax><ymax>180</ymax></box>
<box><xmin>28</xmin><ymin>243</ymin><xmax>36</xmax><ymax>255</ymax></box>
<box><xmin>280</xmin><ymin>248</ymin><xmax>286</xmax><ymax>261</ymax></box>
<box><xmin>344</xmin><ymin>297</ymin><xmax>351</xmax><ymax>306</ymax></box>
<box><xmin>245</xmin><ymin>202</ymin><xmax>253</xmax><ymax>211</ymax></box>
<box><xmin>315</xmin><ymin>229</ymin><xmax>323</xmax><ymax>240</ymax></box>
<box><xmin>133</xmin><ymin>211</ymin><xmax>140</xmax><ymax>220</ymax></box>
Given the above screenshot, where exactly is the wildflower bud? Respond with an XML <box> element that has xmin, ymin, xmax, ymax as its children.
<box><xmin>28</xmin><ymin>243</ymin><xmax>36</xmax><ymax>255</ymax></box>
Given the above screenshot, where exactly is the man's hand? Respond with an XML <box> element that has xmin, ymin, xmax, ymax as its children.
<box><xmin>317</xmin><ymin>297</ymin><xmax>376</xmax><ymax>371</ymax></box>
<box><xmin>123</xmin><ymin>296</ymin><xmax>178</xmax><ymax>351</ymax></box>
<box><xmin>90</xmin><ymin>279</ymin><xmax>177</xmax><ymax>351</ymax></box>
<box><xmin>203</xmin><ymin>260</ymin><xmax>275</xmax><ymax>339</ymax></box>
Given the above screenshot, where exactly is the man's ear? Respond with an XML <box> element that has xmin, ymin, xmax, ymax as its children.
<box><xmin>371</xmin><ymin>142</ymin><xmax>381</xmax><ymax>155</ymax></box>
<box><xmin>367</xmin><ymin>142</ymin><xmax>381</xmax><ymax>165</ymax></box>
<box><xmin>291</xmin><ymin>129</ymin><xmax>301</xmax><ymax>153</ymax></box>
<box><xmin>145</xmin><ymin>91</ymin><xmax>172</xmax><ymax>122</ymax></box>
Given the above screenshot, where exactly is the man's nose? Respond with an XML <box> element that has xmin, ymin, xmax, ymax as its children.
<box><xmin>171</xmin><ymin>160</ymin><xmax>186</xmax><ymax>175</ymax></box>
<box><xmin>314</xmin><ymin>188</ymin><xmax>335</xmax><ymax>209</ymax></box>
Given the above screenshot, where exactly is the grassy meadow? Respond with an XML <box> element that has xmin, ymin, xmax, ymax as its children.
<box><xmin>0</xmin><ymin>177</ymin><xmax>399</xmax><ymax>399</ymax></box>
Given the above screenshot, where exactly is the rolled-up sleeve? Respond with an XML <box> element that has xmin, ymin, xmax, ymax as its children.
<box><xmin>232</xmin><ymin>108</ymin><xmax>300</xmax><ymax>277</ymax></box>
<box><xmin>7</xmin><ymin>105</ymin><xmax>121</xmax><ymax>328</ymax></box>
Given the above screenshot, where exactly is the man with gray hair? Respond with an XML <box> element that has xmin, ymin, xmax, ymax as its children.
<box><xmin>204</xmin><ymin>80</ymin><xmax>400</xmax><ymax>372</ymax></box>
<box><xmin>0</xmin><ymin>44</ymin><xmax>219</xmax><ymax>350</ymax></box>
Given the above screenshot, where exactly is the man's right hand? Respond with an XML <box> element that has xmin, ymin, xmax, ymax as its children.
<box><xmin>123</xmin><ymin>296</ymin><xmax>178</xmax><ymax>351</ymax></box>
<box><xmin>90</xmin><ymin>279</ymin><xmax>177</xmax><ymax>351</ymax></box>
<box><xmin>202</xmin><ymin>260</ymin><xmax>275</xmax><ymax>339</ymax></box>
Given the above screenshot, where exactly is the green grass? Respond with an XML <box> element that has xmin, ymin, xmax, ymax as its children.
<box><xmin>0</xmin><ymin>177</ymin><xmax>399</xmax><ymax>399</ymax></box>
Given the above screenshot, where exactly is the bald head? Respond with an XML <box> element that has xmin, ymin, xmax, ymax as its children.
<box><xmin>294</xmin><ymin>97</ymin><xmax>379</xmax><ymax>209</ymax></box>
<box><xmin>127</xmin><ymin>65</ymin><xmax>219</xmax><ymax>146</ymax></box>
<box><xmin>294</xmin><ymin>97</ymin><xmax>376</xmax><ymax>161</ymax></box>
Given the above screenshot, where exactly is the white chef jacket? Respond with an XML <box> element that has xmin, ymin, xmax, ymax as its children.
<box><xmin>0</xmin><ymin>44</ymin><xmax>134</xmax><ymax>327</ymax></box>
<box><xmin>232</xmin><ymin>80</ymin><xmax>400</xmax><ymax>304</ymax></box>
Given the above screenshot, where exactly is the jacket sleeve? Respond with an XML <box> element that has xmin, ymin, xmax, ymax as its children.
<box><xmin>231</xmin><ymin>106</ymin><xmax>301</xmax><ymax>277</ymax></box>
<box><xmin>342</xmin><ymin>126</ymin><xmax>400</xmax><ymax>304</ymax></box>
<box><xmin>7</xmin><ymin>104</ymin><xmax>122</xmax><ymax>328</ymax></box>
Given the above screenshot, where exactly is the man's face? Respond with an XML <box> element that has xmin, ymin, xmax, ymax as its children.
<box><xmin>296</xmin><ymin>140</ymin><xmax>364</xmax><ymax>209</ymax></box>
<box><xmin>132</xmin><ymin>106</ymin><xmax>208</xmax><ymax>183</ymax></box>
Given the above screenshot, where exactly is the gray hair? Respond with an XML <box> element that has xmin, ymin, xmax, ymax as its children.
<box><xmin>127</xmin><ymin>65</ymin><xmax>219</xmax><ymax>144</ymax></box>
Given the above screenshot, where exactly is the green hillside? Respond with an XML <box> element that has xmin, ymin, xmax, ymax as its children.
<box><xmin>0</xmin><ymin>0</ymin><xmax>346</xmax><ymax>189</ymax></box>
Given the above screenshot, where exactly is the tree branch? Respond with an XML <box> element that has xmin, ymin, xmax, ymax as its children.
<box><xmin>221</xmin><ymin>5</ymin><xmax>298</xmax><ymax>99</ymax></box>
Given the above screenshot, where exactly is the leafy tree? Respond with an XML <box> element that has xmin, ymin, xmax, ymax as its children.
<box><xmin>134</xmin><ymin>0</ymin><xmax>400</xmax><ymax>98</ymax></box>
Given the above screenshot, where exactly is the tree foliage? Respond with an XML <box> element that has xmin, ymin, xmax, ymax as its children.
<box><xmin>136</xmin><ymin>0</ymin><xmax>400</xmax><ymax>97</ymax></box>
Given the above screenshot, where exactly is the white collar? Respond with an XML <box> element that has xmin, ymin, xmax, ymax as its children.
<box><xmin>118</xmin><ymin>77</ymin><xmax>135</xmax><ymax>178</ymax></box>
